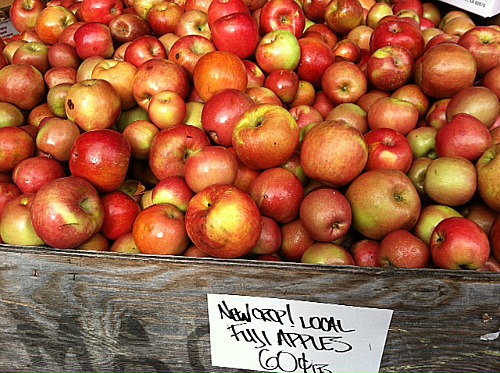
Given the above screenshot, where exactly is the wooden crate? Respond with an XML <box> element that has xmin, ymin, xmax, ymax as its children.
<box><xmin>0</xmin><ymin>244</ymin><xmax>499</xmax><ymax>372</ymax></box>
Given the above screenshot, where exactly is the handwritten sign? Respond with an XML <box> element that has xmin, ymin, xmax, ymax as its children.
<box><xmin>207</xmin><ymin>294</ymin><xmax>393</xmax><ymax>373</ymax></box>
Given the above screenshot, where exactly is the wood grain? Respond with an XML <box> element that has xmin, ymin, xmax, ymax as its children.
<box><xmin>0</xmin><ymin>245</ymin><xmax>499</xmax><ymax>372</ymax></box>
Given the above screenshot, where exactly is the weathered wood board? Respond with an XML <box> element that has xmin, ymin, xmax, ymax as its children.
<box><xmin>0</xmin><ymin>244</ymin><xmax>499</xmax><ymax>372</ymax></box>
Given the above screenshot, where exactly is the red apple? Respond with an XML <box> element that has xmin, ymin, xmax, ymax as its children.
<box><xmin>207</xmin><ymin>0</ymin><xmax>249</xmax><ymax>27</ymax></box>
<box><xmin>482</xmin><ymin>65</ymin><xmax>500</xmax><ymax>100</ymax></box>
<box><xmin>79</xmin><ymin>0</ymin><xmax>124</xmax><ymax>25</ymax></box>
<box><xmin>132</xmin><ymin>203</ymin><xmax>190</xmax><ymax>255</ymax></box>
<box><xmin>490</xmin><ymin>214</ymin><xmax>500</xmax><ymax>262</ymax></box>
<box><xmin>430</xmin><ymin>217</ymin><xmax>490</xmax><ymax>270</ymax></box>
<box><xmin>247</xmin><ymin>167</ymin><xmax>304</xmax><ymax>224</ymax></box>
<box><xmin>424</xmin><ymin>156</ymin><xmax>477</xmax><ymax>207</ymax></box>
<box><xmin>461</xmin><ymin>202</ymin><xmax>498</xmax><ymax>235</ymax></box>
<box><xmin>378</xmin><ymin>229</ymin><xmax>430</xmax><ymax>268</ymax></box>
<box><xmin>74</xmin><ymin>22</ymin><xmax>115</xmax><ymax>59</ymax></box>
<box><xmin>367</xmin><ymin>96</ymin><xmax>419</xmax><ymax>135</ymax></box>
<box><xmin>108</xmin><ymin>13</ymin><xmax>152</xmax><ymax>45</ymax></box>
<box><xmin>148</xmin><ymin>124</ymin><xmax>211</xmax><ymax>180</ymax></box>
<box><xmin>414</xmin><ymin>43</ymin><xmax>477</xmax><ymax>99</ymax></box>
<box><xmin>391</xmin><ymin>83</ymin><xmax>430</xmax><ymax>118</ymax></box>
<box><xmin>146</xmin><ymin>1</ymin><xmax>183</xmax><ymax>36</ymax></box>
<box><xmin>324</xmin><ymin>0</ymin><xmax>364</xmax><ymax>36</ymax></box>
<box><xmin>109</xmin><ymin>232</ymin><xmax>141</xmax><ymax>253</ymax></box>
<box><xmin>168</xmin><ymin>34</ymin><xmax>216</xmax><ymax>78</ymax></box>
<box><xmin>259</xmin><ymin>0</ymin><xmax>306</xmax><ymax>39</ymax></box>
<box><xmin>0</xmin><ymin>127</ymin><xmax>36</xmax><ymax>173</ymax></box>
<box><xmin>476</xmin><ymin>143</ymin><xmax>500</xmax><ymax>212</ymax></box>
<box><xmin>30</xmin><ymin>176</ymin><xmax>105</xmax><ymax>249</ymax></box>
<box><xmin>35</xmin><ymin>5</ymin><xmax>78</xmax><ymax>45</ymax></box>
<box><xmin>201</xmin><ymin>88</ymin><xmax>255</xmax><ymax>147</ymax></box>
<box><xmin>69</xmin><ymin>129</ymin><xmax>131</xmax><ymax>193</ymax></box>
<box><xmin>0</xmin><ymin>63</ymin><xmax>46</xmax><ymax>111</ymax></box>
<box><xmin>446</xmin><ymin>86</ymin><xmax>499</xmax><ymax>129</ymax></box>
<box><xmin>324</xmin><ymin>102</ymin><xmax>368</xmax><ymax>134</ymax></box>
<box><xmin>124</xmin><ymin>34</ymin><xmax>167</xmax><ymax>67</ymax></box>
<box><xmin>151</xmin><ymin>176</ymin><xmax>194</xmax><ymax>213</ymax></box>
<box><xmin>185</xmin><ymin>184</ymin><xmax>262</xmax><ymax>258</ymax></box>
<box><xmin>300</xmin><ymin>120</ymin><xmax>368</xmax><ymax>187</ymax></box>
<box><xmin>299</xmin><ymin>187</ymin><xmax>351</xmax><ymax>243</ymax></box>
<box><xmin>457</xmin><ymin>26</ymin><xmax>500</xmax><ymax>77</ymax></box>
<box><xmin>413</xmin><ymin>204</ymin><xmax>463</xmax><ymax>246</ymax></box>
<box><xmin>11</xmin><ymin>41</ymin><xmax>50</xmax><ymax>74</ymax></box>
<box><xmin>100</xmin><ymin>190</ymin><xmax>141</xmax><ymax>241</ymax></box>
<box><xmin>12</xmin><ymin>156</ymin><xmax>66</xmax><ymax>194</ymax></box>
<box><xmin>246</xmin><ymin>86</ymin><xmax>283</xmax><ymax>106</ymax></box>
<box><xmin>9</xmin><ymin>0</ymin><xmax>46</xmax><ymax>33</ymax></box>
<box><xmin>184</xmin><ymin>145</ymin><xmax>239</xmax><ymax>193</ymax></box>
<box><xmin>65</xmin><ymin>78</ymin><xmax>122</xmax><ymax>131</ymax></box>
<box><xmin>232</xmin><ymin>103</ymin><xmax>300</xmax><ymax>170</ymax></box>
<box><xmin>364</xmin><ymin>127</ymin><xmax>413</xmax><ymax>173</ymax></box>
<box><xmin>249</xmin><ymin>215</ymin><xmax>282</xmax><ymax>256</ymax></box>
<box><xmin>242</xmin><ymin>59</ymin><xmax>266</xmax><ymax>88</ymax></box>
<box><xmin>0</xmin><ymin>102</ymin><xmax>25</xmax><ymax>128</ymax></box>
<box><xmin>174</xmin><ymin>9</ymin><xmax>211</xmax><ymax>40</ymax></box>
<box><xmin>0</xmin><ymin>181</ymin><xmax>22</xmax><ymax>218</ymax></box>
<box><xmin>0</xmin><ymin>193</ymin><xmax>45</xmax><ymax>246</ymax></box>
<box><xmin>366</xmin><ymin>45</ymin><xmax>414</xmax><ymax>92</ymax></box>
<box><xmin>345</xmin><ymin>168</ymin><xmax>421</xmax><ymax>240</ymax></box>
<box><xmin>435</xmin><ymin>113</ymin><xmax>492</xmax><ymax>162</ymax></box>
<box><xmin>300</xmin><ymin>242</ymin><xmax>355</xmax><ymax>266</ymax></box>
<box><xmin>264</xmin><ymin>69</ymin><xmax>299</xmax><ymax>105</ymax></box>
<box><xmin>254</xmin><ymin>29</ymin><xmax>301</xmax><ymax>74</ymax></box>
<box><xmin>321</xmin><ymin>60</ymin><xmax>367</xmax><ymax>105</ymax></box>
<box><xmin>35</xmin><ymin>117</ymin><xmax>81</xmax><ymax>162</ymax></box>
<box><xmin>278</xmin><ymin>218</ymin><xmax>314</xmax><ymax>262</ymax></box>
<box><xmin>296</xmin><ymin>36</ymin><xmax>335</xmax><ymax>89</ymax></box>
<box><xmin>350</xmin><ymin>238</ymin><xmax>380</xmax><ymax>267</ymax></box>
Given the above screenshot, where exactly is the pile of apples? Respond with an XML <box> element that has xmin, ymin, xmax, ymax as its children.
<box><xmin>0</xmin><ymin>0</ymin><xmax>499</xmax><ymax>272</ymax></box>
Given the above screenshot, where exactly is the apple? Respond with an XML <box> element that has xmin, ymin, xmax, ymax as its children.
<box><xmin>289</xmin><ymin>104</ymin><xmax>324</xmax><ymax>134</ymax></box>
<box><xmin>299</xmin><ymin>186</ymin><xmax>351</xmax><ymax>243</ymax></box>
<box><xmin>207</xmin><ymin>0</ymin><xmax>249</xmax><ymax>27</ymax></box>
<box><xmin>365</xmin><ymin>2</ymin><xmax>393</xmax><ymax>29</ymax></box>
<box><xmin>211</xmin><ymin>11</ymin><xmax>260</xmax><ymax>59</ymax></box>
<box><xmin>356</xmin><ymin>89</ymin><xmax>389</xmax><ymax>113</ymax></box>
<box><xmin>413</xmin><ymin>204</ymin><xmax>463</xmax><ymax>246</ymax></box>
<box><xmin>0</xmin><ymin>63</ymin><xmax>46</xmax><ymax>111</ymax></box>
<box><xmin>151</xmin><ymin>176</ymin><xmax>194</xmax><ymax>213</ymax></box>
<box><xmin>370</xmin><ymin>17</ymin><xmax>424</xmax><ymax>60</ymax></box>
<box><xmin>430</xmin><ymin>217</ymin><xmax>490</xmax><ymax>270</ymax></box>
<box><xmin>0</xmin><ymin>193</ymin><xmax>45</xmax><ymax>246</ymax></box>
<box><xmin>441</xmin><ymin>16</ymin><xmax>475</xmax><ymax>38</ymax></box>
<box><xmin>249</xmin><ymin>215</ymin><xmax>282</xmax><ymax>256</ymax></box>
<box><xmin>350</xmin><ymin>239</ymin><xmax>380</xmax><ymax>267</ymax></box>
<box><xmin>424</xmin><ymin>32</ymin><xmax>459</xmax><ymax>51</ymax></box>
<box><xmin>479</xmin><ymin>255</ymin><xmax>500</xmax><ymax>273</ymax></box>
<box><xmin>76</xmin><ymin>55</ymin><xmax>105</xmax><ymax>81</ymax></box>
<box><xmin>47</xmin><ymin>82</ymin><xmax>72</xmax><ymax>118</ymax></box>
<box><xmin>414</xmin><ymin>43</ymin><xmax>477</xmax><ymax>99</ymax></box>
<box><xmin>148</xmin><ymin>124</ymin><xmax>211</xmax><ymax>180</ymax></box>
<box><xmin>435</xmin><ymin>113</ymin><xmax>492</xmax><ymax>162</ymax></box>
<box><xmin>47</xmin><ymin>42</ymin><xmax>80</xmax><ymax>70</ymax></box>
<box><xmin>108</xmin><ymin>13</ymin><xmax>152</xmax><ymax>45</ymax></box>
<box><xmin>109</xmin><ymin>232</ymin><xmax>141</xmax><ymax>254</ymax></box>
<box><xmin>124</xmin><ymin>34</ymin><xmax>167</xmax><ymax>67</ymax></box>
<box><xmin>424</xmin><ymin>156</ymin><xmax>477</xmax><ymax>207</ymax></box>
<box><xmin>201</xmin><ymin>88</ymin><xmax>254</xmax><ymax>147</ymax></box>
<box><xmin>232</xmin><ymin>103</ymin><xmax>300</xmax><ymax>170</ymax></box>
<box><xmin>296</xmin><ymin>37</ymin><xmax>336</xmax><ymax>89</ymax></box>
<box><xmin>331</xmin><ymin>39</ymin><xmax>361</xmax><ymax>63</ymax></box>
<box><xmin>9</xmin><ymin>0</ymin><xmax>46</xmax><ymax>33</ymax></box>
<box><xmin>35</xmin><ymin>117</ymin><xmax>81</xmax><ymax>162</ymax></box>
<box><xmin>133</xmin><ymin>58</ymin><xmax>190</xmax><ymax>110</ymax></box>
<box><xmin>288</xmin><ymin>80</ymin><xmax>316</xmax><ymax>108</ymax></box>
<box><xmin>301</xmin><ymin>0</ymin><xmax>330</xmax><ymax>23</ymax></box>
<box><xmin>364</xmin><ymin>127</ymin><xmax>413</xmax><ymax>173</ymax></box>
<box><xmin>345</xmin><ymin>168</ymin><xmax>421</xmax><ymax>240</ymax></box>
<box><xmin>185</xmin><ymin>184</ymin><xmax>262</xmax><ymax>258</ymax></box>
<box><xmin>0</xmin><ymin>181</ymin><xmax>22</xmax><ymax>218</ymax></box>
<box><xmin>0</xmin><ymin>127</ymin><xmax>36</xmax><ymax>173</ymax></box>
<box><xmin>11</xmin><ymin>41</ymin><xmax>50</xmax><ymax>75</ymax></box>
<box><xmin>184</xmin><ymin>145</ymin><xmax>239</xmax><ymax>193</ymax></box>
<box><xmin>65</xmin><ymin>78</ymin><xmax>122</xmax><ymax>131</ymax></box>
<box><xmin>461</xmin><ymin>202</ymin><xmax>498</xmax><ymax>235</ymax></box>
<box><xmin>321</xmin><ymin>60</ymin><xmax>367</xmax><ymax>105</ymax></box>
<box><xmin>247</xmin><ymin>167</ymin><xmax>304</xmax><ymax>224</ymax></box>
<box><xmin>193</xmin><ymin>50</ymin><xmax>248</xmax><ymax>102</ymax></box>
<box><xmin>378</xmin><ymin>229</ymin><xmax>430</xmax><ymax>269</ymax></box>
<box><xmin>425</xmin><ymin>97</ymin><xmax>450</xmax><ymax>129</ymax></box>
<box><xmin>259</xmin><ymin>0</ymin><xmax>306</xmax><ymax>39</ymax></box>
<box><xmin>367</xmin><ymin>96</ymin><xmax>419</xmax><ymax>135</ymax></box>
<box><xmin>476</xmin><ymin>143</ymin><xmax>500</xmax><ymax>212</ymax></box>
<box><xmin>324</xmin><ymin>0</ymin><xmax>364</xmax><ymax>36</ymax></box>
<box><xmin>490</xmin><ymin>214</ymin><xmax>500</xmax><ymax>262</ymax></box>
<box><xmin>303</xmin><ymin>23</ymin><xmax>339</xmax><ymax>50</ymax></box>
<box><xmin>346</xmin><ymin>24</ymin><xmax>373</xmax><ymax>51</ymax></box>
<box><xmin>422</xmin><ymin>1</ymin><xmax>441</xmax><ymax>27</ymax></box>
<box><xmin>12</xmin><ymin>156</ymin><xmax>66</xmax><ymax>194</ymax></box>
<box><xmin>27</xmin><ymin>103</ymin><xmax>55</xmax><ymax>128</ymax></box>
<box><xmin>91</xmin><ymin>59</ymin><xmax>137</xmax><ymax>111</ymax></box>
<box><xmin>254</xmin><ymin>29</ymin><xmax>301</xmax><ymax>74</ymax></box>
<box><xmin>121</xmin><ymin>119</ymin><xmax>159</xmax><ymax>160</ymax></box>
<box><xmin>446</xmin><ymin>86</ymin><xmax>499</xmax><ymax>129</ymax></box>
<box><xmin>263</xmin><ymin>69</ymin><xmax>299</xmax><ymax>105</ymax></box>
<box><xmin>100</xmin><ymin>190</ymin><xmax>141</xmax><ymax>241</ymax></box>
<box><xmin>391</xmin><ymin>84</ymin><xmax>430</xmax><ymax>118</ymax></box>
<box><xmin>132</xmin><ymin>203</ymin><xmax>190</xmax><ymax>255</ymax></box>
<box><xmin>246</xmin><ymin>86</ymin><xmax>283</xmax><ymax>106</ymax></box>
<box><xmin>35</xmin><ymin>5</ymin><xmax>78</xmax><ymax>45</ymax></box>
<box><xmin>146</xmin><ymin>1</ymin><xmax>183</xmax><ymax>36</ymax></box>
<box><xmin>0</xmin><ymin>101</ymin><xmax>25</xmax><ymax>128</ymax></box>
<box><xmin>73</xmin><ymin>22</ymin><xmax>115</xmax><ymax>60</ymax></box>
<box><xmin>168</xmin><ymin>34</ymin><xmax>217</xmax><ymax>78</ymax></box>
<box><xmin>278</xmin><ymin>218</ymin><xmax>315</xmax><ymax>262</ymax></box>
<box><xmin>301</xmin><ymin>120</ymin><xmax>368</xmax><ymax>187</ymax></box>
<box><xmin>76</xmin><ymin>233</ymin><xmax>110</xmax><ymax>252</ymax></box>
<box><xmin>366</xmin><ymin>45</ymin><xmax>414</xmax><ymax>92</ymax></box>
<box><xmin>79</xmin><ymin>0</ymin><xmax>124</xmax><ymax>25</ymax></box>
<box><xmin>457</xmin><ymin>26</ymin><xmax>500</xmax><ymax>78</ymax></box>
<box><xmin>406</xmin><ymin>126</ymin><xmax>437</xmax><ymax>159</ymax></box>
<box><xmin>184</xmin><ymin>100</ymin><xmax>205</xmax><ymax>129</ymax></box>
<box><xmin>132</xmin><ymin>0</ymin><xmax>165</xmax><ymax>20</ymax></box>
<box><xmin>30</xmin><ymin>176</ymin><xmax>105</xmax><ymax>249</ymax></box>
<box><xmin>227</xmin><ymin>147</ymin><xmax>261</xmax><ymax>192</ymax></box>
<box><xmin>300</xmin><ymin>243</ymin><xmax>355</xmax><ymax>266</ymax></box>
<box><xmin>175</xmin><ymin>9</ymin><xmax>211</xmax><ymax>40</ymax></box>
<box><xmin>69</xmin><ymin>129</ymin><xmax>131</xmax><ymax>193</ymax></box>
<box><xmin>482</xmin><ymin>65</ymin><xmax>500</xmax><ymax>100</ymax></box>
<box><xmin>242</xmin><ymin>59</ymin><xmax>266</xmax><ymax>88</ymax></box>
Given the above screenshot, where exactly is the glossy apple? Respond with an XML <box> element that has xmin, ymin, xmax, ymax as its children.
<box><xmin>132</xmin><ymin>203</ymin><xmax>190</xmax><ymax>255</ymax></box>
<box><xmin>321</xmin><ymin>60</ymin><xmax>367</xmax><ymax>105</ymax></box>
<box><xmin>232</xmin><ymin>104</ymin><xmax>300</xmax><ymax>170</ymax></box>
<box><xmin>100</xmin><ymin>190</ymin><xmax>141</xmax><ymax>241</ymax></box>
<box><xmin>406</xmin><ymin>126</ymin><xmax>437</xmax><ymax>159</ymax></box>
<box><xmin>0</xmin><ymin>127</ymin><xmax>36</xmax><ymax>173</ymax></box>
<box><xmin>249</xmin><ymin>215</ymin><xmax>282</xmax><ymax>256</ymax></box>
<box><xmin>35</xmin><ymin>117</ymin><xmax>81</xmax><ymax>162</ymax></box>
<box><xmin>259</xmin><ymin>0</ymin><xmax>306</xmax><ymax>38</ymax></box>
<box><xmin>255</xmin><ymin>29</ymin><xmax>301</xmax><ymax>74</ymax></box>
<box><xmin>168</xmin><ymin>34</ymin><xmax>216</xmax><ymax>78</ymax></box>
<box><xmin>79</xmin><ymin>0</ymin><xmax>124</xmax><ymax>25</ymax></box>
<box><xmin>124</xmin><ymin>34</ymin><xmax>167</xmax><ymax>67</ymax></box>
<box><xmin>364</xmin><ymin>128</ymin><xmax>413</xmax><ymax>173</ymax></box>
<box><xmin>296</xmin><ymin>36</ymin><xmax>335</xmax><ymax>89</ymax></box>
<box><xmin>476</xmin><ymin>143</ymin><xmax>500</xmax><ymax>212</ymax></box>
<box><xmin>74</xmin><ymin>22</ymin><xmax>115</xmax><ymax>60</ymax></box>
<box><xmin>366</xmin><ymin>45</ymin><xmax>414</xmax><ymax>92</ymax></box>
<box><xmin>324</xmin><ymin>0</ymin><xmax>364</xmax><ymax>36</ymax></box>
<box><xmin>446</xmin><ymin>86</ymin><xmax>499</xmax><ymax>129</ymax></box>
<box><xmin>69</xmin><ymin>129</ymin><xmax>131</xmax><ymax>193</ymax></box>
<box><xmin>151</xmin><ymin>176</ymin><xmax>194</xmax><ymax>213</ymax></box>
<box><xmin>301</xmin><ymin>243</ymin><xmax>355</xmax><ymax>266</ymax></box>
<box><xmin>345</xmin><ymin>168</ymin><xmax>421</xmax><ymax>240</ymax></box>
<box><xmin>461</xmin><ymin>202</ymin><xmax>498</xmax><ymax>235</ymax></box>
<box><xmin>12</xmin><ymin>156</ymin><xmax>66</xmax><ymax>194</ymax></box>
<box><xmin>367</xmin><ymin>97</ymin><xmax>419</xmax><ymax>135</ymax></box>
<box><xmin>35</xmin><ymin>5</ymin><xmax>78</xmax><ymax>45</ymax></box>
<box><xmin>0</xmin><ymin>101</ymin><xmax>25</xmax><ymax>128</ymax></box>
<box><xmin>30</xmin><ymin>176</ymin><xmax>105</xmax><ymax>249</ymax></box>
<box><xmin>378</xmin><ymin>229</ymin><xmax>430</xmax><ymax>269</ymax></box>
<box><xmin>207</xmin><ymin>0</ymin><xmax>249</xmax><ymax>27</ymax></box>
<box><xmin>301</xmin><ymin>120</ymin><xmax>368</xmax><ymax>187</ymax></box>
<box><xmin>121</xmin><ymin>119</ymin><xmax>159</xmax><ymax>160</ymax></box>
<box><xmin>350</xmin><ymin>239</ymin><xmax>380</xmax><ymax>267</ymax></box>
<box><xmin>175</xmin><ymin>9</ymin><xmax>211</xmax><ymax>40</ymax></box>
<box><xmin>108</xmin><ymin>13</ymin><xmax>152</xmax><ymax>45</ymax></box>
<box><xmin>185</xmin><ymin>184</ymin><xmax>262</xmax><ymax>258</ymax></box>
<box><xmin>0</xmin><ymin>63</ymin><xmax>46</xmax><ymax>111</ymax></box>
<box><xmin>430</xmin><ymin>217</ymin><xmax>490</xmax><ymax>270</ymax></box>
<box><xmin>413</xmin><ymin>204</ymin><xmax>463</xmax><ymax>246</ymax></box>
<box><xmin>324</xmin><ymin>103</ymin><xmax>368</xmax><ymax>134</ymax></box>
<box><xmin>147</xmin><ymin>1</ymin><xmax>183</xmax><ymax>36</ymax></box>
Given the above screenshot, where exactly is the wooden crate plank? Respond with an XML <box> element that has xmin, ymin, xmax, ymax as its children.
<box><xmin>0</xmin><ymin>245</ymin><xmax>499</xmax><ymax>372</ymax></box>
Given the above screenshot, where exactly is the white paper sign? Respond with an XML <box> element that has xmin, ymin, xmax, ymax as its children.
<box><xmin>207</xmin><ymin>294</ymin><xmax>393</xmax><ymax>373</ymax></box>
